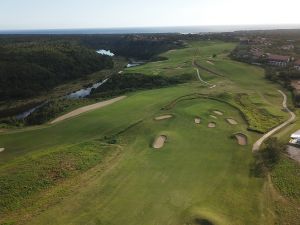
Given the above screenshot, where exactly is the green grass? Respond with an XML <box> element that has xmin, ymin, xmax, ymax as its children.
<box><xmin>0</xmin><ymin>141</ymin><xmax>118</xmax><ymax>214</ymax></box>
<box><xmin>0</xmin><ymin>40</ymin><xmax>293</xmax><ymax>225</ymax></box>
<box><xmin>26</xmin><ymin>99</ymin><xmax>266</xmax><ymax>225</ymax></box>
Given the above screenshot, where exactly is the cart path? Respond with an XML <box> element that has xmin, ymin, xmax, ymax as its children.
<box><xmin>252</xmin><ymin>90</ymin><xmax>296</xmax><ymax>152</ymax></box>
<box><xmin>50</xmin><ymin>96</ymin><xmax>127</xmax><ymax>124</ymax></box>
<box><xmin>194</xmin><ymin>68</ymin><xmax>216</xmax><ymax>88</ymax></box>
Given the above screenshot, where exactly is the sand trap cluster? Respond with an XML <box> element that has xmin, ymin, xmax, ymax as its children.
<box><xmin>153</xmin><ymin>135</ymin><xmax>167</xmax><ymax>149</ymax></box>
<box><xmin>208</xmin><ymin>122</ymin><xmax>216</xmax><ymax>128</ymax></box>
<box><xmin>0</xmin><ymin>148</ymin><xmax>5</xmax><ymax>153</ymax></box>
<box><xmin>226</xmin><ymin>118</ymin><xmax>238</xmax><ymax>125</ymax></box>
<box><xmin>155</xmin><ymin>115</ymin><xmax>173</xmax><ymax>121</ymax></box>
<box><xmin>194</xmin><ymin>117</ymin><xmax>201</xmax><ymax>124</ymax></box>
<box><xmin>213</xmin><ymin>110</ymin><xmax>223</xmax><ymax>116</ymax></box>
<box><xmin>235</xmin><ymin>133</ymin><xmax>248</xmax><ymax>146</ymax></box>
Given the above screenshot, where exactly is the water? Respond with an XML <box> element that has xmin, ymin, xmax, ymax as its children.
<box><xmin>2</xmin><ymin>25</ymin><xmax>300</xmax><ymax>35</ymax></box>
<box><xmin>66</xmin><ymin>78</ymin><xmax>109</xmax><ymax>99</ymax></box>
<box><xmin>96</xmin><ymin>49</ymin><xmax>114</xmax><ymax>56</ymax></box>
<box><xmin>16</xmin><ymin>79</ymin><xmax>109</xmax><ymax>119</ymax></box>
<box><xmin>16</xmin><ymin>101</ymin><xmax>48</xmax><ymax>120</ymax></box>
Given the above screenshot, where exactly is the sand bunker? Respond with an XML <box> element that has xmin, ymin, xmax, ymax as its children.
<box><xmin>153</xmin><ymin>135</ymin><xmax>167</xmax><ymax>149</ymax></box>
<box><xmin>226</xmin><ymin>118</ymin><xmax>238</xmax><ymax>125</ymax></box>
<box><xmin>235</xmin><ymin>133</ymin><xmax>248</xmax><ymax>146</ymax></box>
<box><xmin>195</xmin><ymin>117</ymin><xmax>201</xmax><ymax>124</ymax></box>
<box><xmin>210</xmin><ymin>115</ymin><xmax>217</xmax><ymax>119</ymax></box>
<box><xmin>206</xmin><ymin>60</ymin><xmax>215</xmax><ymax>65</ymax></box>
<box><xmin>51</xmin><ymin>96</ymin><xmax>126</xmax><ymax>124</ymax></box>
<box><xmin>208</xmin><ymin>122</ymin><xmax>216</xmax><ymax>128</ymax></box>
<box><xmin>155</xmin><ymin>115</ymin><xmax>173</xmax><ymax>121</ymax></box>
<box><xmin>213</xmin><ymin>110</ymin><xmax>223</xmax><ymax>116</ymax></box>
<box><xmin>0</xmin><ymin>148</ymin><xmax>5</xmax><ymax>153</ymax></box>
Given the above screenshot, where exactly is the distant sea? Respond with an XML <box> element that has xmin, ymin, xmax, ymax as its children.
<box><xmin>1</xmin><ymin>25</ymin><xmax>300</xmax><ymax>35</ymax></box>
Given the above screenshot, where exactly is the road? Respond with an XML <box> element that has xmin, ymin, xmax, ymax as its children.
<box><xmin>252</xmin><ymin>90</ymin><xmax>296</xmax><ymax>152</ymax></box>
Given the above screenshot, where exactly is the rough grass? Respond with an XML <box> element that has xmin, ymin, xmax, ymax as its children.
<box><xmin>0</xmin><ymin>141</ymin><xmax>117</xmax><ymax>214</ymax></box>
<box><xmin>234</xmin><ymin>93</ymin><xmax>285</xmax><ymax>133</ymax></box>
<box><xmin>272</xmin><ymin>157</ymin><xmax>300</xmax><ymax>202</ymax></box>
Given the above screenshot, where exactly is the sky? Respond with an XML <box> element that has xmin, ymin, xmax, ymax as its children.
<box><xmin>1</xmin><ymin>0</ymin><xmax>300</xmax><ymax>30</ymax></box>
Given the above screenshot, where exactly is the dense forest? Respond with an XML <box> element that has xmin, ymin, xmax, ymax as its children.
<box><xmin>90</xmin><ymin>73</ymin><xmax>193</xmax><ymax>98</ymax></box>
<box><xmin>0</xmin><ymin>42</ymin><xmax>113</xmax><ymax>100</ymax></box>
<box><xmin>0</xmin><ymin>34</ymin><xmax>186</xmax><ymax>102</ymax></box>
<box><xmin>0</xmin><ymin>34</ymin><xmax>184</xmax><ymax>60</ymax></box>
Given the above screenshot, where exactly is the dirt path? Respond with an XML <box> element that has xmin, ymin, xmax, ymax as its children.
<box><xmin>195</xmin><ymin>68</ymin><xmax>216</xmax><ymax>89</ymax></box>
<box><xmin>252</xmin><ymin>90</ymin><xmax>296</xmax><ymax>152</ymax></box>
<box><xmin>193</xmin><ymin>60</ymin><xmax>223</xmax><ymax>76</ymax></box>
<box><xmin>50</xmin><ymin>96</ymin><xmax>126</xmax><ymax>124</ymax></box>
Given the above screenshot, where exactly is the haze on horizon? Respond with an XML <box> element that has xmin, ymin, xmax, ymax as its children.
<box><xmin>1</xmin><ymin>0</ymin><xmax>300</xmax><ymax>30</ymax></box>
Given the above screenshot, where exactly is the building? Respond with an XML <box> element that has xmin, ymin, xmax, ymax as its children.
<box><xmin>281</xmin><ymin>44</ymin><xmax>294</xmax><ymax>51</ymax></box>
<box><xmin>267</xmin><ymin>54</ymin><xmax>291</xmax><ymax>67</ymax></box>
<box><xmin>290</xmin><ymin>130</ymin><xmax>300</xmax><ymax>145</ymax></box>
<box><xmin>239</xmin><ymin>37</ymin><xmax>250</xmax><ymax>45</ymax></box>
<box><xmin>294</xmin><ymin>60</ymin><xmax>300</xmax><ymax>71</ymax></box>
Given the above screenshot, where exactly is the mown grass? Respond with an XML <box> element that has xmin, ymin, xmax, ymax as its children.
<box><xmin>0</xmin><ymin>40</ymin><xmax>291</xmax><ymax>225</ymax></box>
<box><xmin>27</xmin><ymin>98</ymin><xmax>267</xmax><ymax>225</ymax></box>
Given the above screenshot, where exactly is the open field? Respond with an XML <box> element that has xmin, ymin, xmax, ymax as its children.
<box><xmin>0</xmin><ymin>41</ymin><xmax>295</xmax><ymax>225</ymax></box>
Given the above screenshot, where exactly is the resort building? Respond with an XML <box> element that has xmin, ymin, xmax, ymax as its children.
<box><xmin>267</xmin><ymin>54</ymin><xmax>291</xmax><ymax>67</ymax></box>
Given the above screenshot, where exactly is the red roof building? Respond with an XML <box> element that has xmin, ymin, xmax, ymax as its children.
<box><xmin>267</xmin><ymin>54</ymin><xmax>291</xmax><ymax>67</ymax></box>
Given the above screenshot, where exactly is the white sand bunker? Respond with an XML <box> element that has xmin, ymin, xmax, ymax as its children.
<box><xmin>206</xmin><ymin>60</ymin><xmax>215</xmax><ymax>65</ymax></box>
<box><xmin>155</xmin><ymin>115</ymin><xmax>173</xmax><ymax>121</ymax></box>
<box><xmin>0</xmin><ymin>148</ymin><xmax>5</xmax><ymax>153</ymax></box>
<box><xmin>208</xmin><ymin>122</ymin><xmax>216</xmax><ymax>128</ymax></box>
<box><xmin>195</xmin><ymin>117</ymin><xmax>201</xmax><ymax>124</ymax></box>
<box><xmin>226</xmin><ymin>118</ymin><xmax>238</xmax><ymax>125</ymax></box>
<box><xmin>210</xmin><ymin>115</ymin><xmax>217</xmax><ymax>119</ymax></box>
<box><xmin>235</xmin><ymin>133</ymin><xmax>248</xmax><ymax>146</ymax></box>
<box><xmin>153</xmin><ymin>135</ymin><xmax>167</xmax><ymax>149</ymax></box>
<box><xmin>213</xmin><ymin>111</ymin><xmax>223</xmax><ymax>116</ymax></box>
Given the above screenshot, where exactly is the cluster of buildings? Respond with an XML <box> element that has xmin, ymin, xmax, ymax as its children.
<box><xmin>239</xmin><ymin>37</ymin><xmax>300</xmax><ymax>70</ymax></box>
<box><xmin>248</xmin><ymin>48</ymin><xmax>300</xmax><ymax>70</ymax></box>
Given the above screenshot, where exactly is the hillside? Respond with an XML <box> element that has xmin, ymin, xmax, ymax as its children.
<box><xmin>0</xmin><ymin>42</ymin><xmax>113</xmax><ymax>101</ymax></box>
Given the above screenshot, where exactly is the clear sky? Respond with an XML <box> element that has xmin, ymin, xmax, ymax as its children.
<box><xmin>1</xmin><ymin>0</ymin><xmax>300</xmax><ymax>30</ymax></box>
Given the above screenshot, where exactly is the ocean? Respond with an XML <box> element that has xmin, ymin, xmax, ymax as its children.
<box><xmin>1</xmin><ymin>24</ymin><xmax>300</xmax><ymax>35</ymax></box>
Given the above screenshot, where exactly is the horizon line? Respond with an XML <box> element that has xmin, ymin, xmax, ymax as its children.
<box><xmin>0</xmin><ymin>24</ymin><xmax>300</xmax><ymax>34</ymax></box>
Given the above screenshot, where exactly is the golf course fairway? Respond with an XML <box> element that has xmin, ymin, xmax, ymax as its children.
<box><xmin>0</xmin><ymin>41</ymin><xmax>291</xmax><ymax>225</ymax></box>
